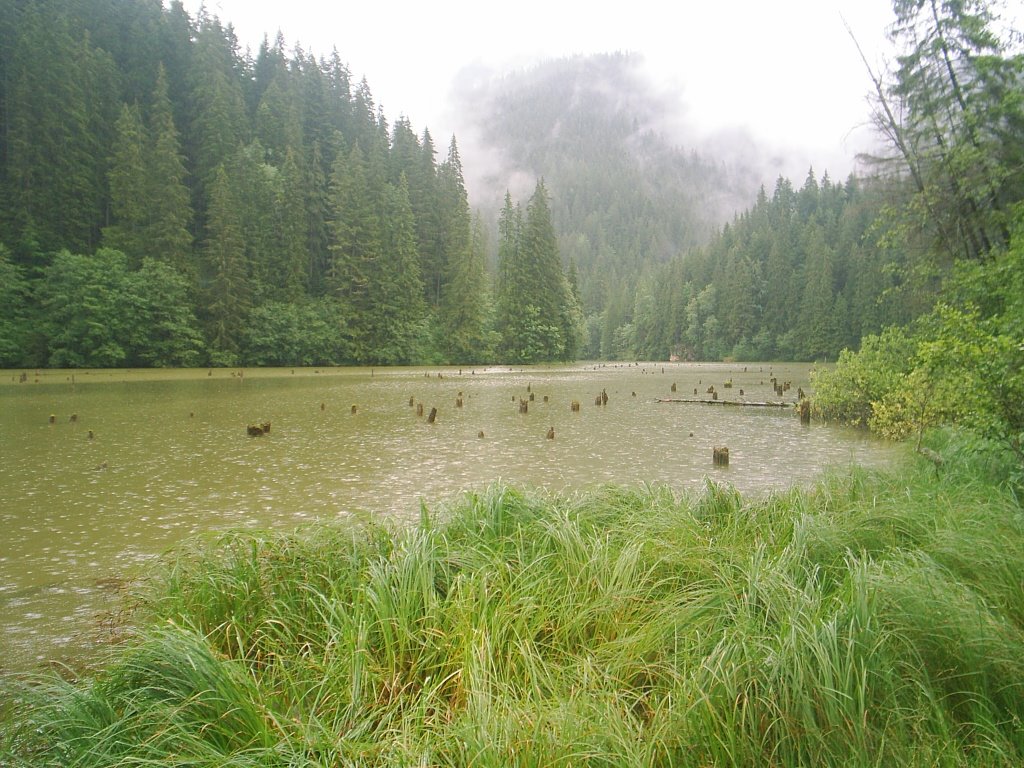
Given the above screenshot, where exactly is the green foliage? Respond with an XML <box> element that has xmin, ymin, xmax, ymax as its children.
<box><xmin>811</xmin><ymin>326</ymin><xmax>917</xmax><ymax>428</ymax></box>
<box><xmin>6</xmin><ymin>462</ymin><xmax>1024</xmax><ymax>765</ymax></box>
<box><xmin>31</xmin><ymin>248</ymin><xmax>205</xmax><ymax>368</ymax></box>
<box><xmin>814</xmin><ymin>203</ymin><xmax>1024</xmax><ymax>464</ymax></box>
<box><xmin>36</xmin><ymin>249</ymin><xmax>131</xmax><ymax>368</ymax></box>
<box><xmin>241</xmin><ymin>298</ymin><xmax>349</xmax><ymax>366</ymax></box>
<box><xmin>0</xmin><ymin>245</ymin><xmax>32</xmax><ymax>367</ymax></box>
<box><xmin>122</xmin><ymin>258</ymin><xmax>205</xmax><ymax>367</ymax></box>
<box><xmin>495</xmin><ymin>182</ymin><xmax>579</xmax><ymax>363</ymax></box>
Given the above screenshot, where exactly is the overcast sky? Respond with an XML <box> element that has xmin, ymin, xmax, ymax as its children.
<box><xmin>181</xmin><ymin>0</ymin><xmax>901</xmax><ymax>185</ymax></box>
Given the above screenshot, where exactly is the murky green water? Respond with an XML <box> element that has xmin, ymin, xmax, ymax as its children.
<box><xmin>1</xmin><ymin>363</ymin><xmax>900</xmax><ymax>671</ymax></box>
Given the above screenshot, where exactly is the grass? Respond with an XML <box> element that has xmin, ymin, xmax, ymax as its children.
<box><xmin>3</xmin><ymin>447</ymin><xmax>1024</xmax><ymax>766</ymax></box>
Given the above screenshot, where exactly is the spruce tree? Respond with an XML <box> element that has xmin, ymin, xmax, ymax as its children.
<box><xmin>201</xmin><ymin>164</ymin><xmax>249</xmax><ymax>363</ymax></box>
<box><xmin>146</xmin><ymin>65</ymin><xmax>194</xmax><ymax>276</ymax></box>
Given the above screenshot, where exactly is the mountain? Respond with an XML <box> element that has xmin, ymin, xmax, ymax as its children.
<box><xmin>449</xmin><ymin>53</ymin><xmax>765</xmax><ymax>312</ymax></box>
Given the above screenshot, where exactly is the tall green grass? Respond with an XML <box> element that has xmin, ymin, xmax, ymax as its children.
<box><xmin>4</xmin><ymin>450</ymin><xmax>1024</xmax><ymax>766</ymax></box>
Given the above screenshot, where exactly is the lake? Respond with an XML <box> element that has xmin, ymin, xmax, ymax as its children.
<box><xmin>0</xmin><ymin>362</ymin><xmax>900</xmax><ymax>672</ymax></box>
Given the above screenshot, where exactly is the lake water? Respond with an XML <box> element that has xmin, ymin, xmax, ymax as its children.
<box><xmin>0</xmin><ymin>362</ymin><xmax>900</xmax><ymax>672</ymax></box>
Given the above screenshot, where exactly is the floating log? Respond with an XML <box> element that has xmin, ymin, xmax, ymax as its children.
<box><xmin>656</xmin><ymin>398</ymin><xmax>794</xmax><ymax>408</ymax></box>
<box><xmin>713</xmin><ymin>447</ymin><xmax>730</xmax><ymax>467</ymax></box>
<box><xmin>427</xmin><ymin>407</ymin><xmax>437</xmax><ymax>424</ymax></box>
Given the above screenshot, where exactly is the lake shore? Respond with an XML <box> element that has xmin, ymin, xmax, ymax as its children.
<box><xmin>5</xmin><ymin>442</ymin><xmax>1023</xmax><ymax>766</ymax></box>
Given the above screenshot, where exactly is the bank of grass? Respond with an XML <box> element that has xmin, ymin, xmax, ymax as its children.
<box><xmin>3</xmin><ymin>446</ymin><xmax>1024</xmax><ymax>766</ymax></box>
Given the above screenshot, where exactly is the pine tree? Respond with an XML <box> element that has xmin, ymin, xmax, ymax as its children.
<box><xmin>201</xmin><ymin>164</ymin><xmax>249</xmax><ymax>363</ymax></box>
<box><xmin>146</xmin><ymin>65</ymin><xmax>194</xmax><ymax>275</ymax></box>
<box><xmin>103</xmin><ymin>103</ymin><xmax>149</xmax><ymax>262</ymax></box>
<box><xmin>437</xmin><ymin>137</ymin><xmax>487</xmax><ymax>360</ymax></box>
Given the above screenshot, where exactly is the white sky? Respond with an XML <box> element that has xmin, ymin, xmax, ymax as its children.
<box><xmin>182</xmin><ymin>0</ymin><xmax>901</xmax><ymax>186</ymax></box>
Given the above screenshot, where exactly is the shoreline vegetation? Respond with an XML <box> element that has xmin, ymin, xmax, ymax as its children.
<box><xmin>4</xmin><ymin>437</ymin><xmax>1023</xmax><ymax>766</ymax></box>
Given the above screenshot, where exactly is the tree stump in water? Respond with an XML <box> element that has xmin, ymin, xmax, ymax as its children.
<box><xmin>713</xmin><ymin>447</ymin><xmax>730</xmax><ymax>467</ymax></box>
<box><xmin>417</xmin><ymin>403</ymin><xmax>424</xmax><ymax>417</ymax></box>
<box><xmin>601</xmin><ymin>389</ymin><xmax>609</xmax><ymax>405</ymax></box>
<box><xmin>546</xmin><ymin>427</ymin><xmax>555</xmax><ymax>440</ymax></box>
<box><xmin>427</xmin><ymin>407</ymin><xmax>437</xmax><ymax>424</ymax></box>
<box><xmin>671</xmin><ymin>382</ymin><xmax>677</xmax><ymax>392</ymax></box>
<box><xmin>519</xmin><ymin>399</ymin><xmax>529</xmax><ymax>414</ymax></box>
<box><xmin>571</xmin><ymin>400</ymin><xmax>580</xmax><ymax>412</ymax></box>
<box><xmin>799</xmin><ymin>399</ymin><xmax>811</xmax><ymax>425</ymax></box>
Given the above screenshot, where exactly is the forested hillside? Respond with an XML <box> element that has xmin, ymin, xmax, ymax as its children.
<box><xmin>2</xmin><ymin>1</ymin><xmax>1020</xmax><ymax>372</ymax></box>
<box><xmin>445</xmin><ymin>53</ymin><xmax>924</xmax><ymax>362</ymax></box>
<box><xmin>0</xmin><ymin>0</ymin><xmax>571</xmax><ymax>367</ymax></box>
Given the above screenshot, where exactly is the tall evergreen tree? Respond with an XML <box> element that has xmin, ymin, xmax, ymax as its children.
<box><xmin>201</xmin><ymin>164</ymin><xmax>249</xmax><ymax>363</ymax></box>
<box><xmin>145</xmin><ymin>64</ymin><xmax>194</xmax><ymax>276</ymax></box>
<box><xmin>103</xmin><ymin>103</ymin><xmax>149</xmax><ymax>262</ymax></box>
<box><xmin>437</xmin><ymin>137</ymin><xmax>487</xmax><ymax>360</ymax></box>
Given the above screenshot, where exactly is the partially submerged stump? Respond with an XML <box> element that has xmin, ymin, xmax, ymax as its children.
<box><xmin>799</xmin><ymin>399</ymin><xmax>811</xmax><ymax>425</ymax></box>
<box><xmin>247</xmin><ymin>422</ymin><xmax>271</xmax><ymax>437</ymax></box>
<box><xmin>546</xmin><ymin>427</ymin><xmax>555</xmax><ymax>440</ymax></box>
<box><xmin>571</xmin><ymin>400</ymin><xmax>581</xmax><ymax>412</ymax></box>
<box><xmin>519</xmin><ymin>399</ymin><xmax>529</xmax><ymax>414</ymax></box>
<box><xmin>713</xmin><ymin>446</ymin><xmax>730</xmax><ymax>467</ymax></box>
<box><xmin>427</xmin><ymin>407</ymin><xmax>437</xmax><ymax>424</ymax></box>
<box><xmin>417</xmin><ymin>403</ymin><xmax>424</xmax><ymax>417</ymax></box>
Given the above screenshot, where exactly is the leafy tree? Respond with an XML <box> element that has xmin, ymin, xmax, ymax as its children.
<box><xmin>242</xmin><ymin>297</ymin><xmax>349</xmax><ymax>366</ymax></box>
<box><xmin>122</xmin><ymin>258</ymin><xmax>204</xmax><ymax>367</ymax></box>
<box><xmin>37</xmin><ymin>249</ymin><xmax>130</xmax><ymax>368</ymax></box>
<box><xmin>863</xmin><ymin>0</ymin><xmax>1024</xmax><ymax>263</ymax></box>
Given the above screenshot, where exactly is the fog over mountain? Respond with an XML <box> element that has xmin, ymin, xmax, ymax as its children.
<box><xmin>444</xmin><ymin>53</ymin><xmax>794</xmax><ymax>315</ymax></box>
<box><xmin>448</xmin><ymin>52</ymin><xmax>845</xmax><ymax>215</ymax></box>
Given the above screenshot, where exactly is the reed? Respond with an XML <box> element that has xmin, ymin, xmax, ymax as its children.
<box><xmin>4</xmin><ymin>448</ymin><xmax>1024</xmax><ymax>766</ymax></box>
